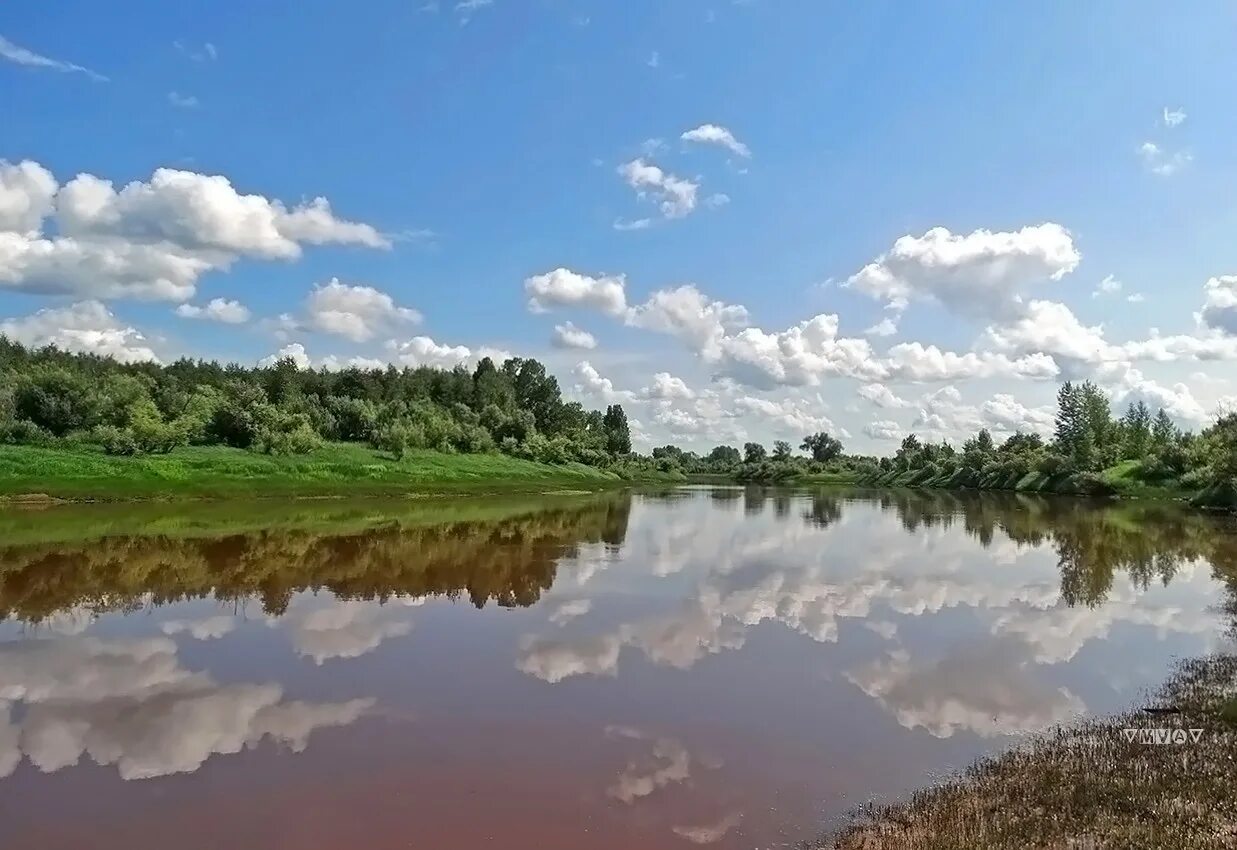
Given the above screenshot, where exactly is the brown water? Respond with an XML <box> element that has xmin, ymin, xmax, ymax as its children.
<box><xmin>0</xmin><ymin>488</ymin><xmax>1234</xmax><ymax>849</ymax></box>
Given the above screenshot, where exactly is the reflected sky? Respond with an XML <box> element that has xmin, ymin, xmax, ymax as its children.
<box><xmin>0</xmin><ymin>489</ymin><xmax>1233</xmax><ymax>849</ymax></box>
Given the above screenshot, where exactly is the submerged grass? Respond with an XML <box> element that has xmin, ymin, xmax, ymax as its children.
<box><xmin>0</xmin><ymin>443</ymin><xmax>620</xmax><ymax>501</ymax></box>
<box><xmin>819</xmin><ymin>654</ymin><xmax>1237</xmax><ymax>850</ymax></box>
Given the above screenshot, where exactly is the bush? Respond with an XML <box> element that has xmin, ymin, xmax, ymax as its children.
<box><xmin>0</xmin><ymin>419</ymin><xmax>56</xmax><ymax>446</ymax></box>
<box><xmin>96</xmin><ymin>425</ymin><xmax>139</xmax><ymax>456</ymax></box>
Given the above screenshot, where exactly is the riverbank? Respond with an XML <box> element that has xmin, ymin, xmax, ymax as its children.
<box><xmin>0</xmin><ymin>443</ymin><xmax>626</xmax><ymax>502</ymax></box>
<box><xmin>853</xmin><ymin>458</ymin><xmax>1237</xmax><ymax>510</ymax></box>
<box><xmin>818</xmin><ymin>653</ymin><xmax>1237</xmax><ymax>850</ymax></box>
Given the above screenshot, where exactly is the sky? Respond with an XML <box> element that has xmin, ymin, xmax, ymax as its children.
<box><xmin>3</xmin><ymin>0</ymin><xmax>1237</xmax><ymax>452</ymax></box>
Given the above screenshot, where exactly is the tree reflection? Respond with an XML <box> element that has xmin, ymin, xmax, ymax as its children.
<box><xmin>0</xmin><ymin>495</ymin><xmax>632</xmax><ymax>624</ymax></box>
<box><xmin>865</xmin><ymin>488</ymin><xmax>1237</xmax><ymax>608</ymax></box>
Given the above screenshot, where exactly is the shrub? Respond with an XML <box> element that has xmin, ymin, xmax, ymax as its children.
<box><xmin>96</xmin><ymin>425</ymin><xmax>139</xmax><ymax>456</ymax></box>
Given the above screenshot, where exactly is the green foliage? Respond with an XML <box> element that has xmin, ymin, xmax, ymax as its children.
<box><xmin>801</xmin><ymin>432</ymin><xmax>844</xmax><ymax>463</ymax></box>
<box><xmin>743</xmin><ymin>442</ymin><xmax>767</xmax><ymax>464</ymax></box>
<box><xmin>0</xmin><ymin>336</ymin><xmax>634</xmax><ymax>473</ymax></box>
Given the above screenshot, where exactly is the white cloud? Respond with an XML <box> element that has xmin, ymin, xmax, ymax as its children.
<box><xmin>606</xmin><ymin>728</ymin><xmax>693</xmax><ymax>804</ymax></box>
<box><xmin>551</xmin><ymin>321</ymin><xmax>597</xmax><ymax>350</ymax></box>
<box><xmin>58</xmin><ymin>169</ymin><xmax>388</xmax><ymax>260</ymax></box>
<box><xmin>845</xmin><ymin>641</ymin><xmax>1085</xmax><ymax>739</ymax></box>
<box><xmin>864</xmin><ymin>420</ymin><xmax>904</xmax><ymax>440</ymax></box>
<box><xmin>259</xmin><ymin>342</ymin><xmax>311</xmax><ymax>369</ymax></box>
<box><xmin>0</xmin><ymin>161</ymin><xmax>388</xmax><ymax>302</ymax></box>
<box><xmin>0</xmin><ymin>635</ymin><xmax>372</xmax><ymax>780</ymax></box>
<box><xmin>572</xmin><ymin>361</ymin><xmax>635</xmax><ymax>402</ymax></box>
<box><xmin>161</xmin><ymin>616</ymin><xmax>236</xmax><ymax>641</ymax></box>
<box><xmin>0</xmin><ymin>160</ymin><xmax>57</xmax><ymax>234</ymax></box>
<box><xmin>1138</xmin><ymin>141</ymin><xmax>1191</xmax><ymax>176</ymax></box>
<box><xmin>1</xmin><ymin>300</ymin><xmax>159</xmax><ymax>363</ymax></box>
<box><xmin>628</xmin><ymin>285</ymin><xmax>750</xmax><ymax>360</ymax></box>
<box><xmin>168</xmin><ymin>91</ymin><xmax>199</xmax><ymax>109</ymax></box>
<box><xmin>673</xmin><ymin>812</ymin><xmax>743</xmax><ymax>845</ymax></box>
<box><xmin>1163</xmin><ymin>107</ymin><xmax>1187</xmax><ymax>128</ymax></box>
<box><xmin>843</xmin><ymin>224</ymin><xmax>1081</xmax><ymax>320</ymax></box>
<box><xmin>643</xmin><ymin>372</ymin><xmax>696</xmax><ymax>401</ymax></box>
<box><xmin>1093</xmin><ymin>274</ymin><xmax>1122</xmax><ymax>297</ymax></box>
<box><xmin>525</xmin><ymin>268</ymin><xmax>629</xmax><ymax>316</ymax></box>
<box><xmin>175</xmin><ymin>297</ymin><xmax>250</xmax><ymax>324</ymax></box>
<box><xmin>1201</xmin><ymin>275</ymin><xmax>1237</xmax><ymax>335</ymax></box>
<box><xmin>387</xmin><ymin>336</ymin><xmax>475</xmax><ymax>370</ymax></box>
<box><xmin>864</xmin><ymin>316</ymin><xmax>898</xmax><ymax>337</ymax></box>
<box><xmin>980</xmin><ymin>394</ymin><xmax>1055</xmax><ymax>435</ymax></box>
<box><xmin>618</xmin><ymin>159</ymin><xmax>699</xmax><ymax>220</ymax></box>
<box><xmin>858</xmin><ymin>383</ymin><xmax>911</xmax><ymax>409</ymax></box>
<box><xmin>302</xmin><ymin>279</ymin><xmax>421</xmax><ymax>342</ymax></box>
<box><xmin>1110</xmin><ymin>366</ymin><xmax>1208</xmax><ymax>424</ymax></box>
<box><xmin>0</xmin><ymin>34</ymin><xmax>107</xmax><ymax>81</ymax></box>
<box><xmin>733</xmin><ymin>395</ymin><xmax>845</xmax><ymax>436</ymax></box>
<box><xmin>280</xmin><ymin>598</ymin><xmax>417</xmax><ymax>665</ymax></box>
<box><xmin>681</xmin><ymin>124</ymin><xmax>751</xmax><ymax>158</ymax></box>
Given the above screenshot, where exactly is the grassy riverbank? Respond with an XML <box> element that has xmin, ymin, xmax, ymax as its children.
<box><xmin>819</xmin><ymin>654</ymin><xmax>1237</xmax><ymax>850</ymax></box>
<box><xmin>855</xmin><ymin>458</ymin><xmax>1237</xmax><ymax>509</ymax></box>
<box><xmin>0</xmin><ymin>442</ymin><xmax>624</xmax><ymax>501</ymax></box>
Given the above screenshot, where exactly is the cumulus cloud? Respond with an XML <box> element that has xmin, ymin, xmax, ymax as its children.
<box><xmin>845</xmin><ymin>641</ymin><xmax>1086</xmax><ymax>738</ymax></box>
<box><xmin>680</xmin><ymin>124</ymin><xmax>751</xmax><ymax>158</ymax></box>
<box><xmin>643</xmin><ymin>372</ymin><xmax>696</xmax><ymax>401</ymax></box>
<box><xmin>0</xmin><ymin>160</ymin><xmax>57</xmax><ymax>234</ymax></box>
<box><xmin>864</xmin><ymin>420</ymin><xmax>904</xmax><ymax>441</ymax></box>
<box><xmin>174</xmin><ymin>297</ymin><xmax>250</xmax><ymax>324</ymax></box>
<box><xmin>980</xmin><ymin>394</ymin><xmax>1055</xmax><ymax>435</ymax></box>
<box><xmin>259</xmin><ymin>342</ymin><xmax>312</xmax><ymax>369</ymax></box>
<box><xmin>525</xmin><ymin>268</ymin><xmax>629</xmax><ymax>316</ymax></box>
<box><xmin>843</xmin><ymin>224</ymin><xmax>1081</xmax><ymax>320</ymax></box>
<box><xmin>0</xmin><ymin>635</ymin><xmax>372</xmax><ymax>780</ymax></box>
<box><xmin>387</xmin><ymin>336</ymin><xmax>475</xmax><ymax>369</ymax></box>
<box><xmin>1201</xmin><ymin>275</ymin><xmax>1237</xmax><ymax>335</ymax></box>
<box><xmin>160</xmin><ymin>616</ymin><xmax>236</xmax><ymax>641</ymax></box>
<box><xmin>858</xmin><ymin>383</ymin><xmax>911</xmax><ymax>409</ymax></box>
<box><xmin>301</xmin><ymin>279</ymin><xmax>421</xmax><ymax>342</ymax></box>
<box><xmin>573</xmin><ymin>361</ymin><xmax>636</xmax><ymax>402</ymax></box>
<box><xmin>1163</xmin><ymin>107</ymin><xmax>1186</xmax><ymax>128</ymax></box>
<box><xmin>0</xmin><ymin>300</ymin><xmax>159</xmax><ymax>362</ymax></box>
<box><xmin>551</xmin><ymin>321</ymin><xmax>597</xmax><ymax>350</ymax></box>
<box><xmin>618</xmin><ymin>159</ymin><xmax>700</xmax><ymax>220</ymax></box>
<box><xmin>864</xmin><ymin>316</ymin><xmax>898</xmax><ymax>337</ymax></box>
<box><xmin>606</xmin><ymin>728</ymin><xmax>693</xmax><ymax>804</ymax></box>
<box><xmin>627</xmin><ymin>285</ymin><xmax>750</xmax><ymax>360</ymax></box>
<box><xmin>280</xmin><ymin>598</ymin><xmax>417</xmax><ymax>665</ymax></box>
<box><xmin>0</xmin><ymin>161</ymin><xmax>388</xmax><ymax>302</ymax></box>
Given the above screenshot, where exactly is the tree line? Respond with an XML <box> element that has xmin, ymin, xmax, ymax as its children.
<box><xmin>0</xmin><ymin>337</ymin><xmax>633</xmax><ymax>468</ymax></box>
<box><xmin>864</xmin><ymin>380</ymin><xmax>1237</xmax><ymax>505</ymax></box>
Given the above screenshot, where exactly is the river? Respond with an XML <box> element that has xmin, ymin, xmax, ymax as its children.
<box><xmin>1</xmin><ymin>487</ymin><xmax>1234</xmax><ymax>849</ymax></box>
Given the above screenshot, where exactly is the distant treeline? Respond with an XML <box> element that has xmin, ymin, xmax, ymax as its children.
<box><xmin>858</xmin><ymin>381</ymin><xmax>1237</xmax><ymax>506</ymax></box>
<box><xmin>4</xmin><ymin>339</ymin><xmax>1237</xmax><ymax>503</ymax></box>
<box><xmin>0</xmin><ymin>337</ymin><xmax>636</xmax><ymax>470</ymax></box>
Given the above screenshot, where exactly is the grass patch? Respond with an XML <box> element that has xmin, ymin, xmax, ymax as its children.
<box><xmin>0</xmin><ymin>442</ymin><xmax>621</xmax><ymax>501</ymax></box>
<box><xmin>818</xmin><ymin>654</ymin><xmax>1237</xmax><ymax>850</ymax></box>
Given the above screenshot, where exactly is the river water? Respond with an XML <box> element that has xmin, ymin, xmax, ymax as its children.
<box><xmin>1</xmin><ymin>488</ymin><xmax>1233</xmax><ymax>849</ymax></box>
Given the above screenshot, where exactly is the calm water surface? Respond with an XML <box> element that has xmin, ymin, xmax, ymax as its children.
<box><xmin>1</xmin><ymin>488</ymin><xmax>1234</xmax><ymax>849</ymax></box>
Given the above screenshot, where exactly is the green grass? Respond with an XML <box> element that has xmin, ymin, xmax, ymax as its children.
<box><xmin>0</xmin><ymin>442</ymin><xmax>621</xmax><ymax>501</ymax></box>
<box><xmin>0</xmin><ymin>491</ymin><xmax>619</xmax><ymax>546</ymax></box>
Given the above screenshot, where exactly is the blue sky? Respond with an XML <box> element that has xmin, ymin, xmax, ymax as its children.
<box><xmin>3</xmin><ymin>0</ymin><xmax>1237</xmax><ymax>450</ymax></box>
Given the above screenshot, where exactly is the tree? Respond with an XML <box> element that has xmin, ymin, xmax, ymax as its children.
<box><xmin>801</xmin><ymin>432</ymin><xmax>843</xmax><ymax>463</ymax></box>
<box><xmin>1121</xmin><ymin>401</ymin><xmax>1152</xmax><ymax>459</ymax></box>
<box><xmin>1151</xmin><ymin>408</ymin><xmax>1177</xmax><ymax>448</ymax></box>
<box><xmin>743</xmin><ymin>442</ymin><xmax>767</xmax><ymax>464</ymax></box>
<box><xmin>772</xmin><ymin>440</ymin><xmax>793</xmax><ymax>460</ymax></box>
<box><xmin>707</xmin><ymin>445</ymin><xmax>741</xmax><ymax>468</ymax></box>
<box><xmin>602</xmin><ymin>404</ymin><xmax>631</xmax><ymax>455</ymax></box>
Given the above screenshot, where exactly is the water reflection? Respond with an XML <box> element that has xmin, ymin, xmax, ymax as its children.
<box><xmin>0</xmin><ymin>488</ymin><xmax>1234</xmax><ymax>849</ymax></box>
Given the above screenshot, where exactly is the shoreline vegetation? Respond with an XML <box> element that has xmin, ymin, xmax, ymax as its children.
<box><xmin>2</xmin><ymin>340</ymin><xmax>1237</xmax><ymax>506</ymax></box>
<box><xmin>818</xmin><ymin>654</ymin><xmax>1237</xmax><ymax>850</ymax></box>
